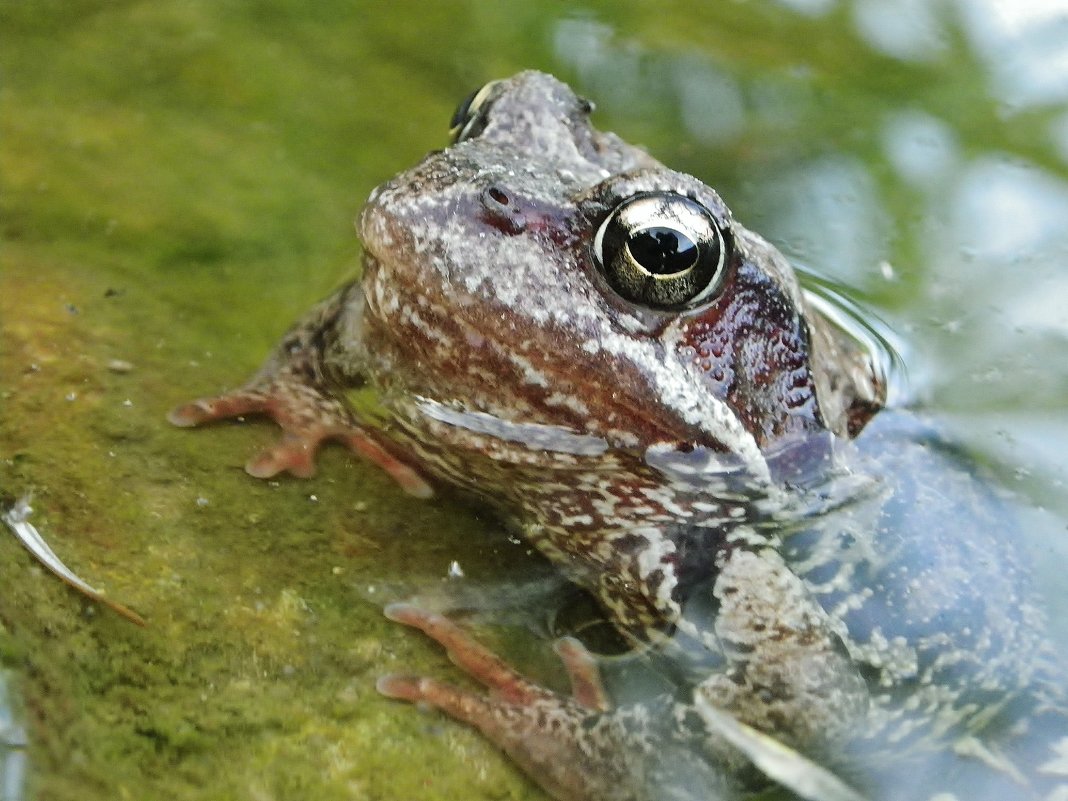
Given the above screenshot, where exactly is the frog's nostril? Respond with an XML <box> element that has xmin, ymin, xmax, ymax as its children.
<box><xmin>480</xmin><ymin>185</ymin><xmax>527</xmax><ymax>235</ymax></box>
<box><xmin>484</xmin><ymin>185</ymin><xmax>511</xmax><ymax>208</ymax></box>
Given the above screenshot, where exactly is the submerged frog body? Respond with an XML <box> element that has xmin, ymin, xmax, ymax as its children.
<box><xmin>170</xmin><ymin>72</ymin><xmax>1068</xmax><ymax>800</ymax></box>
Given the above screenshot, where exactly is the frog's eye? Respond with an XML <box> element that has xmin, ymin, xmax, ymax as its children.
<box><xmin>449</xmin><ymin>80</ymin><xmax>500</xmax><ymax>143</ymax></box>
<box><xmin>593</xmin><ymin>193</ymin><xmax>727</xmax><ymax>309</ymax></box>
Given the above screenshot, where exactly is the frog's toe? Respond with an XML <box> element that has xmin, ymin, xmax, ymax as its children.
<box><xmin>168</xmin><ymin>384</ymin><xmax>324</xmax><ymax>478</ymax></box>
<box><xmin>376</xmin><ymin>673</ymin><xmax>512</xmax><ymax>729</ymax></box>
<box><xmin>245</xmin><ymin>433</ymin><xmax>319</xmax><ymax>478</ymax></box>
<box><xmin>341</xmin><ymin>434</ymin><xmax>434</xmax><ymax>498</ymax></box>
<box><xmin>383</xmin><ymin>603</ymin><xmax>555</xmax><ymax>704</ymax></box>
<box><xmin>554</xmin><ymin>636</ymin><xmax>610</xmax><ymax>712</ymax></box>
<box><xmin>167</xmin><ymin>390</ymin><xmax>268</xmax><ymax>427</ymax></box>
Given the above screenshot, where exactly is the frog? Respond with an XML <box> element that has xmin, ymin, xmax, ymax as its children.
<box><xmin>169</xmin><ymin>71</ymin><xmax>1068</xmax><ymax>801</ymax></box>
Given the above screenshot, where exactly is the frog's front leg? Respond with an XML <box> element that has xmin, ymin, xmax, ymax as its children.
<box><xmin>696</xmin><ymin>540</ymin><xmax>869</xmax><ymax>752</ymax></box>
<box><xmin>567</xmin><ymin>524</ymin><xmax>868</xmax><ymax>753</ymax></box>
<box><xmin>168</xmin><ymin>282</ymin><xmax>431</xmax><ymax>497</ymax></box>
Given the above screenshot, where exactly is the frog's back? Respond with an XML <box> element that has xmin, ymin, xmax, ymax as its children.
<box><xmin>782</xmin><ymin>411</ymin><xmax>1066</xmax><ymax>795</ymax></box>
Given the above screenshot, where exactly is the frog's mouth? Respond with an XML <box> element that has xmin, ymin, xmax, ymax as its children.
<box><xmin>413</xmin><ymin>396</ymin><xmax>610</xmax><ymax>457</ymax></box>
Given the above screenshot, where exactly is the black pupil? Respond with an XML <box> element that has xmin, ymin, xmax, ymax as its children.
<box><xmin>627</xmin><ymin>227</ymin><xmax>698</xmax><ymax>275</ymax></box>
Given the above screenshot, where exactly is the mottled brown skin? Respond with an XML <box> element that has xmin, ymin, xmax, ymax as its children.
<box><xmin>171</xmin><ymin>72</ymin><xmax>1067</xmax><ymax>801</ymax></box>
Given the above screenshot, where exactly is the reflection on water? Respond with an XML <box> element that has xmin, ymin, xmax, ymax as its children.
<box><xmin>961</xmin><ymin>0</ymin><xmax>1068</xmax><ymax>105</ymax></box>
<box><xmin>881</xmin><ymin>111</ymin><xmax>958</xmax><ymax>189</ymax></box>
<box><xmin>0</xmin><ymin>672</ymin><xmax>26</xmax><ymax>801</ymax></box>
<box><xmin>852</xmin><ymin>0</ymin><xmax>946</xmax><ymax>61</ymax></box>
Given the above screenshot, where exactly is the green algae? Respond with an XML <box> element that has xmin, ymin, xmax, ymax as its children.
<box><xmin>0</xmin><ymin>240</ymin><xmax>554</xmax><ymax>800</ymax></box>
<box><xmin>3</xmin><ymin>2</ymin><xmax>1068</xmax><ymax>800</ymax></box>
<box><xmin>0</xmin><ymin>5</ymin><xmax>562</xmax><ymax>797</ymax></box>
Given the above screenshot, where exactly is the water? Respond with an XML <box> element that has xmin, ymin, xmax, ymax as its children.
<box><xmin>0</xmin><ymin>672</ymin><xmax>27</xmax><ymax>801</ymax></box>
<box><xmin>2</xmin><ymin>1</ymin><xmax>1068</xmax><ymax>799</ymax></box>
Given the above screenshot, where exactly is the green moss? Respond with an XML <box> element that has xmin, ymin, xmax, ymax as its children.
<box><xmin>0</xmin><ymin>239</ymin><xmax>548</xmax><ymax>800</ymax></box>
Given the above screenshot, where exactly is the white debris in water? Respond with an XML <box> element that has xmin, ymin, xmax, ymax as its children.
<box><xmin>2</xmin><ymin>493</ymin><xmax>144</xmax><ymax>626</ymax></box>
<box><xmin>106</xmin><ymin>359</ymin><xmax>134</xmax><ymax>373</ymax></box>
<box><xmin>692</xmin><ymin>695</ymin><xmax>870</xmax><ymax>801</ymax></box>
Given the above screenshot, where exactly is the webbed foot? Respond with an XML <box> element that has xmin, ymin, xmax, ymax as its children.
<box><xmin>378</xmin><ymin>603</ymin><xmax>649</xmax><ymax>801</ymax></box>
<box><xmin>170</xmin><ymin>343</ymin><xmax>431</xmax><ymax>497</ymax></box>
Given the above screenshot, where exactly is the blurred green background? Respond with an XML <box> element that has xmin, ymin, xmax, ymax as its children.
<box><xmin>3</xmin><ymin>1</ymin><xmax>1068</xmax><ymax>799</ymax></box>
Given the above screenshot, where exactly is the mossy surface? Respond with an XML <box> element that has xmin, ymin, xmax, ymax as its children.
<box><xmin>0</xmin><ymin>239</ymin><xmax>555</xmax><ymax>800</ymax></box>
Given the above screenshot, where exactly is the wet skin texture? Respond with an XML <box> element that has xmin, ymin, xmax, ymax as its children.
<box><xmin>171</xmin><ymin>72</ymin><xmax>1068</xmax><ymax>801</ymax></box>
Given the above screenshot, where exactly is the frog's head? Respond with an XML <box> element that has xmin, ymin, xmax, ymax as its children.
<box><xmin>357</xmin><ymin>71</ymin><xmax>883</xmax><ymax>480</ymax></box>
